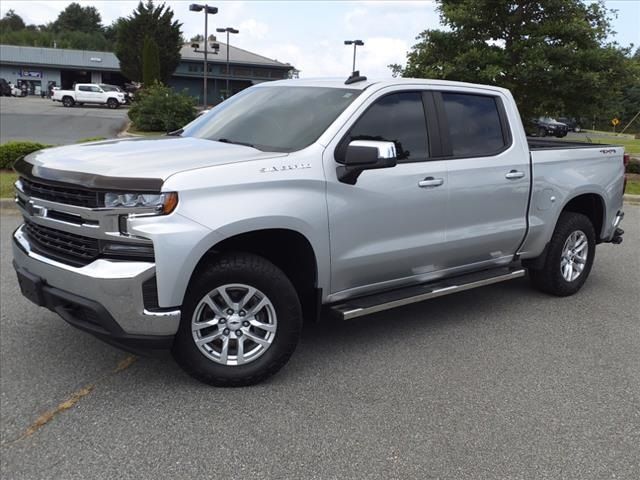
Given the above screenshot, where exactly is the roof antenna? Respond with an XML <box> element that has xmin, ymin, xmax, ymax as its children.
<box><xmin>345</xmin><ymin>70</ymin><xmax>367</xmax><ymax>85</ymax></box>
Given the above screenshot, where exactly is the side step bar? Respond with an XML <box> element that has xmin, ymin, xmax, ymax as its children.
<box><xmin>330</xmin><ymin>267</ymin><xmax>526</xmax><ymax>320</ymax></box>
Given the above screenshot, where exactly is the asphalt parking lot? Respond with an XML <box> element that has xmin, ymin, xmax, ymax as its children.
<box><xmin>0</xmin><ymin>96</ymin><xmax>128</xmax><ymax>145</ymax></box>
<box><xmin>1</xmin><ymin>207</ymin><xmax>639</xmax><ymax>480</ymax></box>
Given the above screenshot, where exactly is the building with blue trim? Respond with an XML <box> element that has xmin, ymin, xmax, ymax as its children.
<box><xmin>0</xmin><ymin>43</ymin><xmax>294</xmax><ymax>103</ymax></box>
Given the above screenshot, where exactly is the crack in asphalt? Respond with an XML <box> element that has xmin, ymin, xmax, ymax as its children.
<box><xmin>1</xmin><ymin>354</ymin><xmax>138</xmax><ymax>447</ymax></box>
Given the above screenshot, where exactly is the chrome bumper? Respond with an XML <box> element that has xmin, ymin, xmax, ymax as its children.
<box><xmin>12</xmin><ymin>225</ymin><xmax>180</xmax><ymax>336</ymax></box>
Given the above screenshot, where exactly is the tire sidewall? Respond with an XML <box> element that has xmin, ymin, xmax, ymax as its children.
<box><xmin>547</xmin><ymin>213</ymin><xmax>596</xmax><ymax>295</ymax></box>
<box><xmin>173</xmin><ymin>254</ymin><xmax>302</xmax><ymax>385</ymax></box>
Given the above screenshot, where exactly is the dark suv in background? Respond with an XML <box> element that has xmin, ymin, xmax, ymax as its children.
<box><xmin>529</xmin><ymin>117</ymin><xmax>569</xmax><ymax>138</ymax></box>
<box><xmin>557</xmin><ymin>117</ymin><xmax>581</xmax><ymax>132</ymax></box>
<box><xmin>0</xmin><ymin>78</ymin><xmax>12</xmax><ymax>96</ymax></box>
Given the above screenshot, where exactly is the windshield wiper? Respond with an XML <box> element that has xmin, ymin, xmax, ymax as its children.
<box><xmin>166</xmin><ymin>128</ymin><xmax>183</xmax><ymax>136</ymax></box>
<box><xmin>216</xmin><ymin>138</ymin><xmax>258</xmax><ymax>149</ymax></box>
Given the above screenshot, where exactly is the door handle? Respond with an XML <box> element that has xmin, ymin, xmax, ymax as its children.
<box><xmin>418</xmin><ymin>177</ymin><xmax>444</xmax><ymax>188</ymax></box>
<box><xmin>505</xmin><ymin>170</ymin><xmax>525</xmax><ymax>180</ymax></box>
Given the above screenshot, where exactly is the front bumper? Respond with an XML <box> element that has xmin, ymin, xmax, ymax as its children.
<box><xmin>12</xmin><ymin>225</ymin><xmax>180</xmax><ymax>351</ymax></box>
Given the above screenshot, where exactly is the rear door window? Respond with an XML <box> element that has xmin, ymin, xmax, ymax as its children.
<box><xmin>440</xmin><ymin>93</ymin><xmax>507</xmax><ymax>157</ymax></box>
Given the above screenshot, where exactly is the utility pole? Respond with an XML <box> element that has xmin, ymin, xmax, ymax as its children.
<box><xmin>189</xmin><ymin>4</ymin><xmax>218</xmax><ymax>106</ymax></box>
<box><xmin>344</xmin><ymin>40</ymin><xmax>364</xmax><ymax>72</ymax></box>
<box><xmin>217</xmin><ymin>27</ymin><xmax>239</xmax><ymax>99</ymax></box>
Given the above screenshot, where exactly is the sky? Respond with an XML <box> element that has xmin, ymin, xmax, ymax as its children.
<box><xmin>1</xmin><ymin>0</ymin><xmax>639</xmax><ymax>78</ymax></box>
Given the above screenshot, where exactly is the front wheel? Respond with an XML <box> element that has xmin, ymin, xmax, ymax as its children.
<box><xmin>172</xmin><ymin>253</ymin><xmax>302</xmax><ymax>387</ymax></box>
<box><xmin>528</xmin><ymin>212</ymin><xmax>596</xmax><ymax>296</ymax></box>
<box><xmin>106</xmin><ymin>98</ymin><xmax>119</xmax><ymax>109</ymax></box>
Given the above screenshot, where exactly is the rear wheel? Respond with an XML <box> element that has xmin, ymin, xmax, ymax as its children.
<box><xmin>172</xmin><ymin>253</ymin><xmax>302</xmax><ymax>387</ymax></box>
<box><xmin>528</xmin><ymin>212</ymin><xmax>596</xmax><ymax>296</ymax></box>
<box><xmin>62</xmin><ymin>96</ymin><xmax>74</xmax><ymax>107</ymax></box>
<box><xmin>538</xmin><ymin>127</ymin><xmax>547</xmax><ymax>137</ymax></box>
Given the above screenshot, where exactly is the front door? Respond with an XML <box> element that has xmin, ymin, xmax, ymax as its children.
<box><xmin>324</xmin><ymin>90</ymin><xmax>449</xmax><ymax>298</ymax></box>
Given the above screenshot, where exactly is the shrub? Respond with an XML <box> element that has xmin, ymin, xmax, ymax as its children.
<box><xmin>626</xmin><ymin>157</ymin><xmax>640</xmax><ymax>174</ymax></box>
<box><xmin>128</xmin><ymin>82</ymin><xmax>196</xmax><ymax>132</ymax></box>
<box><xmin>76</xmin><ymin>137</ymin><xmax>106</xmax><ymax>143</ymax></box>
<box><xmin>0</xmin><ymin>141</ymin><xmax>51</xmax><ymax>169</ymax></box>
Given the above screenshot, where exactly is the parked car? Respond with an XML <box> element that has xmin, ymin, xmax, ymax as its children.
<box><xmin>10</xmin><ymin>83</ymin><xmax>22</xmax><ymax>97</ymax></box>
<box><xmin>0</xmin><ymin>78</ymin><xmax>11</xmax><ymax>96</ymax></box>
<box><xmin>51</xmin><ymin>83</ymin><xmax>127</xmax><ymax>108</ymax></box>
<box><xmin>556</xmin><ymin>117</ymin><xmax>581</xmax><ymax>132</ymax></box>
<box><xmin>100</xmin><ymin>84</ymin><xmax>133</xmax><ymax>104</ymax></box>
<box><xmin>530</xmin><ymin>117</ymin><xmax>569</xmax><ymax>137</ymax></box>
<box><xmin>13</xmin><ymin>78</ymin><xmax>627</xmax><ymax>387</ymax></box>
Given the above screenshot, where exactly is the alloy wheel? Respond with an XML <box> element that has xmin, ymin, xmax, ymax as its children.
<box><xmin>191</xmin><ymin>283</ymin><xmax>277</xmax><ymax>366</ymax></box>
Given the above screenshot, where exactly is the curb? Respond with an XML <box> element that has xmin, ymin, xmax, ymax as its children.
<box><xmin>0</xmin><ymin>198</ymin><xmax>18</xmax><ymax>214</ymax></box>
<box><xmin>117</xmin><ymin>120</ymin><xmax>140</xmax><ymax>138</ymax></box>
<box><xmin>624</xmin><ymin>194</ymin><xmax>640</xmax><ymax>205</ymax></box>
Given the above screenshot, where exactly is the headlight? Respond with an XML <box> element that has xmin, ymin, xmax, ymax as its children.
<box><xmin>104</xmin><ymin>192</ymin><xmax>178</xmax><ymax>214</ymax></box>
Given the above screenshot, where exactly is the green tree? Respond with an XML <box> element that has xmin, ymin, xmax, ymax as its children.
<box><xmin>0</xmin><ymin>10</ymin><xmax>26</xmax><ymax>32</ymax></box>
<box><xmin>391</xmin><ymin>0</ymin><xmax>634</xmax><ymax>121</ymax></box>
<box><xmin>142</xmin><ymin>36</ymin><xmax>161</xmax><ymax>85</ymax></box>
<box><xmin>114</xmin><ymin>1</ymin><xmax>183</xmax><ymax>83</ymax></box>
<box><xmin>52</xmin><ymin>2</ymin><xmax>103</xmax><ymax>33</ymax></box>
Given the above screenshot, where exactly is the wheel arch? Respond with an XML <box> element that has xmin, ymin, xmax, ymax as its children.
<box><xmin>560</xmin><ymin>192</ymin><xmax>605</xmax><ymax>241</ymax></box>
<box><xmin>189</xmin><ymin>228</ymin><xmax>322</xmax><ymax>322</ymax></box>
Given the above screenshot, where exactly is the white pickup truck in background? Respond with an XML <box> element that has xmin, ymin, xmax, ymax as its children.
<box><xmin>51</xmin><ymin>83</ymin><xmax>127</xmax><ymax>109</ymax></box>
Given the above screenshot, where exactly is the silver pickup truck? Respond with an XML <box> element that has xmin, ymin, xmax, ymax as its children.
<box><xmin>12</xmin><ymin>77</ymin><xmax>627</xmax><ymax>386</ymax></box>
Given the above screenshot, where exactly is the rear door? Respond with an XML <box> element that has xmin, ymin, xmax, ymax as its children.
<box><xmin>434</xmin><ymin>90</ymin><xmax>529</xmax><ymax>268</ymax></box>
<box><xmin>324</xmin><ymin>88</ymin><xmax>449</xmax><ymax>298</ymax></box>
<box><xmin>75</xmin><ymin>85</ymin><xmax>92</xmax><ymax>102</ymax></box>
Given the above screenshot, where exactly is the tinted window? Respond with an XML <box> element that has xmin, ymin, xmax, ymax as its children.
<box><xmin>347</xmin><ymin>92</ymin><xmax>428</xmax><ymax>162</ymax></box>
<box><xmin>441</xmin><ymin>93</ymin><xmax>506</xmax><ymax>157</ymax></box>
<box><xmin>78</xmin><ymin>86</ymin><xmax>90</xmax><ymax>92</ymax></box>
<box><xmin>90</xmin><ymin>86</ymin><xmax>101</xmax><ymax>92</ymax></box>
<box><xmin>183</xmin><ymin>86</ymin><xmax>361</xmax><ymax>152</ymax></box>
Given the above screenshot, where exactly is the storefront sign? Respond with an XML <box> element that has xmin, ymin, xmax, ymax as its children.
<box><xmin>20</xmin><ymin>69</ymin><xmax>42</xmax><ymax>78</ymax></box>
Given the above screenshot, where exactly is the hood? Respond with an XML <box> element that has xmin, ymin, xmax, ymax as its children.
<box><xmin>19</xmin><ymin>136</ymin><xmax>288</xmax><ymax>191</ymax></box>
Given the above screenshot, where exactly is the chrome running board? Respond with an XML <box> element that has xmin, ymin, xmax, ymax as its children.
<box><xmin>331</xmin><ymin>267</ymin><xmax>526</xmax><ymax>320</ymax></box>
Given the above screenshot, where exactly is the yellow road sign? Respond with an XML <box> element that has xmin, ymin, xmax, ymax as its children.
<box><xmin>611</xmin><ymin>118</ymin><xmax>620</xmax><ymax>126</ymax></box>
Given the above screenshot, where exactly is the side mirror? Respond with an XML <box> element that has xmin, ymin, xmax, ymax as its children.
<box><xmin>337</xmin><ymin>140</ymin><xmax>397</xmax><ymax>184</ymax></box>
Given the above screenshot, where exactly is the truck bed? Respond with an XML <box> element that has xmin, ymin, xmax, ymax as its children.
<box><xmin>527</xmin><ymin>137</ymin><xmax>617</xmax><ymax>151</ymax></box>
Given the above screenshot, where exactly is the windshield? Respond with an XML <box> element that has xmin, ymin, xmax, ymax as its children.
<box><xmin>100</xmin><ymin>84</ymin><xmax>120</xmax><ymax>92</ymax></box>
<box><xmin>182</xmin><ymin>86</ymin><xmax>361</xmax><ymax>152</ymax></box>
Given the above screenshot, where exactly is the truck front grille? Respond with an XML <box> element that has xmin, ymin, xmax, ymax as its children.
<box><xmin>23</xmin><ymin>218</ymin><xmax>100</xmax><ymax>267</ymax></box>
<box><xmin>20</xmin><ymin>177</ymin><xmax>100</xmax><ymax>208</ymax></box>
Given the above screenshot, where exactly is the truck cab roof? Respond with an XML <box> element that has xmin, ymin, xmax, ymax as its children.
<box><xmin>261</xmin><ymin>77</ymin><xmax>511</xmax><ymax>96</ymax></box>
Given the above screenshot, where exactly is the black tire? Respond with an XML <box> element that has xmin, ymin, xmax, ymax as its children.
<box><xmin>538</xmin><ymin>127</ymin><xmax>547</xmax><ymax>137</ymax></box>
<box><xmin>107</xmin><ymin>98</ymin><xmax>119</xmax><ymax>109</ymax></box>
<box><xmin>172</xmin><ymin>252</ymin><xmax>302</xmax><ymax>387</ymax></box>
<box><xmin>62</xmin><ymin>96</ymin><xmax>74</xmax><ymax>107</ymax></box>
<box><xmin>528</xmin><ymin>212</ymin><xmax>596</xmax><ymax>296</ymax></box>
